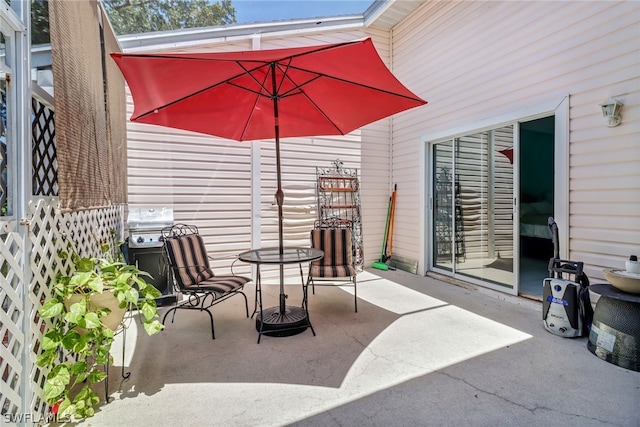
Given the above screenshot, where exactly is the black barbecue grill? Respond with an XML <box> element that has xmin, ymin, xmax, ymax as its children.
<box><xmin>124</xmin><ymin>206</ymin><xmax>175</xmax><ymax>305</ymax></box>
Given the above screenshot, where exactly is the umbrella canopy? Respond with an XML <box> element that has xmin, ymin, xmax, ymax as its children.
<box><xmin>112</xmin><ymin>38</ymin><xmax>426</xmax><ymax>319</ymax></box>
<box><xmin>111</xmin><ymin>38</ymin><xmax>426</xmax><ymax>141</ymax></box>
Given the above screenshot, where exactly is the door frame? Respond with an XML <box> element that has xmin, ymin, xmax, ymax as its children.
<box><xmin>419</xmin><ymin>96</ymin><xmax>569</xmax><ymax>292</ymax></box>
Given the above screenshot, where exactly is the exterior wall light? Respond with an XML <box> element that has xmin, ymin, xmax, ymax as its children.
<box><xmin>600</xmin><ymin>97</ymin><xmax>623</xmax><ymax>127</ymax></box>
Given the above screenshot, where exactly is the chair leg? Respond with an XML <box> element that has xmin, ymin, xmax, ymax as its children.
<box><xmin>353</xmin><ymin>276</ymin><xmax>358</xmax><ymax>313</ymax></box>
<box><xmin>204</xmin><ymin>308</ymin><xmax>215</xmax><ymax>340</ymax></box>
<box><xmin>162</xmin><ymin>305</ymin><xmax>216</xmax><ymax>340</ymax></box>
<box><xmin>162</xmin><ymin>306</ymin><xmax>179</xmax><ymax>326</ymax></box>
<box><xmin>238</xmin><ymin>290</ymin><xmax>249</xmax><ymax>318</ymax></box>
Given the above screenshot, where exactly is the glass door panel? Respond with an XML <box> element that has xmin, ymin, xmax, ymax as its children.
<box><xmin>431</xmin><ymin>126</ymin><xmax>515</xmax><ymax>291</ymax></box>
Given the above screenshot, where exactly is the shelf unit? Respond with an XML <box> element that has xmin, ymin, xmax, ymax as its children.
<box><xmin>434</xmin><ymin>167</ymin><xmax>466</xmax><ymax>262</ymax></box>
<box><xmin>315</xmin><ymin>160</ymin><xmax>363</xmax><ymax>270</ymax></box>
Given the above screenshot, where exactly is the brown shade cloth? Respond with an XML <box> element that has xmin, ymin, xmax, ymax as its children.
<box><xmin>49</xmin><ymin>0</ymin><xmax>126</xmax><ymax>212</ymax></box>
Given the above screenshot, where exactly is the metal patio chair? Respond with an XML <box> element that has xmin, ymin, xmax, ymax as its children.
<box><xmin>161</xmin><ymin>223</ymin><xmax>250</xmax><ymax>339</ymax></box>
<box><xmin>307</xmin><ymin>227</ymin><xmax>358</xmax><ymax>312</ymax></box>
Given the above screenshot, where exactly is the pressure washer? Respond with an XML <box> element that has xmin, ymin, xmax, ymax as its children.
<box><xmin>542</xmin><ymin>217</ymin><xmax>593</xmax><ymax>337</ymax></box>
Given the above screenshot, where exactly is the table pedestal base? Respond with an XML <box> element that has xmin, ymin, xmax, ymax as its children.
<box><xmin>256</xmin><ymin>305</ymin><xmax>309</xmax><ymax>338</ymax></box>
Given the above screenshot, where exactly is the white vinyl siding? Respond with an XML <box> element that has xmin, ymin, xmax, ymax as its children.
<box><xmin>126</xmin><ymin>119</ymin><xmax>254</xmax><ymax>273</ymax></box>
<box><xmin>388</xmin><ymin>0</ymin><xmax>640</xmax><ymax>280</ymax></box>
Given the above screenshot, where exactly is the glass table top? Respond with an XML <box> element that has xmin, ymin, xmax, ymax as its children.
<box><xmin>237</xmin><ymin>247</ymin><xmax>324</xmax><ymax>265</ymax></box>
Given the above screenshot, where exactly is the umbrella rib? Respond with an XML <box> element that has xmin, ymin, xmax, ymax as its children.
<box><xmin>275</xmin><ymin>64</ymin><xmax>344</xmax><ymax>134</ymax></box>
<box><xmin>282</xmin><ymin>63</ymin><xmax>425</xmax><ymax>103</ymax></box>
<box><xmin>234</xmin><ymin>61</ymin><xmax>275</xmax><ymax>140</ymax></box>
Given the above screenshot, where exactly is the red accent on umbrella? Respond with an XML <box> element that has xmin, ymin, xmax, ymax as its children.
<box><xmin>112</xmin><ymin>38</ymin><xmax>426</xmax><ymax>316</ymax></box>
<box><xmin>499</xmin><ymin>148</ymin><xmax>514</xmax><ymax>164</ymax></box>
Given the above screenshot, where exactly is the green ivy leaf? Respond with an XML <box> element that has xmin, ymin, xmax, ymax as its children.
<box><xmin>76</xmin><ymin>257</ymin><xmax>95</xmax><ymax>272</ymax></box>
<box><xmin>39</xmin><ymin>299</ymin><xmax>64</xmax><ymax>318</ymax></box>
<box><xmin>69</xmin><ymin>333</ymin><xmax>88</xmax><ymax>354</ymax></box>
<box><xmin>140</xmin><ymin>300</ymin><xmax>157</xmax><ymax>322</ymax></box>
<box><xmin>69</xmin><ymin>271</ymin><xmax>93</xmax><ymax>287</ymax></box>
<box><xmin>69</xmin><ymin>360</ymin><xmax>88</xmax><ymax>375</ymax></box>
<box><xmin>88</xmin><ymin>369</ymin><xmax>108</xmax><ymax>384</ymax></box>
<box><xmin>44</xmin><ymin>366</ymin><xmax>70</xmax><ymax>401</ymax></box>
<box><xmin>36</xmin><ymin>348</ymin><xmax>57</xmax><ymax>367</ymax></box>
<box><xmin>84</xmin><ymin>405</ymin><xmax>96</xmax><ymax>418</ymax></box>
<box><xmin>41</xmin><ymin>330</ymin><xmax>63</xmax><ymax>351</ymax></box>
<box><xmin>144</xmin><ymin>284</ymin><xmax>162</xmax><ymax>299</ymax></box>
<box><xmin>65</xmin><ymin>298</ymin><xmax>87</xmax><ymax>324</ymax></box>
<box><xmin>103</xmin><ymin>327</ymin><xmax>115</xmax><ymax>340</ymax></box>
<box><xmin>57</xmin><ymin>398</ymin><xmax>73</xmax><ymax>418</ymax></box>
<box><xmin>61</xmin><ymin>330</ymin><xmax>82</xmax><ymax>351</ymax></box>
<box><xmin>143</xmin><ymin>320</ymin><xmax>165</xmax><ymax>336</ymax></box>
<box><xmin>86</xmin><ymin>275</ymin><xmax>104</xmax><ymax>293</ymax></box>
<box><xmin>124</xmin><ymin>287</ymin><xmax>139</xmax><ymax>304</ymax></box>
<box><xmin>83</xmin><ymin>312</ymin><xmax>101</xmax><ymax>329</ymax></box>
<box><xmin>95</xmin><ymin>344</ymin><xmax>113</xmax><ymax>365</ymax></box>
<box><xmin>74</xmin><ymin>371</ymin><xmax>89</xmax><ymax>386</ymax></box>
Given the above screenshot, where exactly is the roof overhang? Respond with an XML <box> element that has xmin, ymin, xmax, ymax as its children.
<box><xmin>364</xmin><ymin>0</ymin><xmax>425</xmax><ymax>28</ymax></box>
<box><xmin>118</xmin><ymin>1</ymin><xmax>425</xmax><ymax>52</ymax></box>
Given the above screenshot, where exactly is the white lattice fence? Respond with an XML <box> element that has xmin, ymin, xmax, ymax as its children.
<box><xmin>0</xmin><ymin>197</ymin><xmax>125</xmax><ymax>420</ymax></box>
<box><xmin>0</xmin><ymin>219</ymin><xmax>25</xmax><ymax>420</ymax></box>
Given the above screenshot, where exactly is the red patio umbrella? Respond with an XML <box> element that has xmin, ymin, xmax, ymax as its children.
<box><xmin>111</xmin><ymin>38</ymin><xmax>426</xmax><ymax>328</ymax></box>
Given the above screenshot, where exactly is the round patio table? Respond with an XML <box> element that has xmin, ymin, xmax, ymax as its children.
<box><xmin>238</xmin><ymin>247</ymin><xmax>324</xmax><ymax>343</ymax></box>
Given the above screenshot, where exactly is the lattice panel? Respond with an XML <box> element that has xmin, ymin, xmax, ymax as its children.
<box><xmin>26</xmin><ymin>198</ymin><xmax>124</xmax><ymax>418</ymax></box>
<box><xmin>0</xmin><ymin>220</ymin><xmax>25</xmax><ymax>420</ymax></box>
<box><xmin>32</xmin><ymin>98</ymin><xmax>58</xmax><ymax>196</ymax></box>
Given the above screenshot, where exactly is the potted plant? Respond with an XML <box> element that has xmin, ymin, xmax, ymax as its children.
<box><xmin>36</xmin><ymin>237</ymin><xmax>164</xmax><ymax>420</ymax></box>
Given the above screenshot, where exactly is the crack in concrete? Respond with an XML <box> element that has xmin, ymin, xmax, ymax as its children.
<box><xmin>439</xmin><ymin>372</ymin><xmax>620</xmax><ymax>425</ymax></box>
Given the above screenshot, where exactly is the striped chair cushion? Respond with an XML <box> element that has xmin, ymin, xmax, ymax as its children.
<box><xmin>310</xmin><ymin>228</ymin><xmax>356</xmax><ymax>278</ymax></box>
<box><xmin>196</xmin><ymin>275</ymin><xmax>251</xmax><ymax>293</ymax></box>
<box><xmin>164</xmin><ymin>234</ymin><xmax>214</xmax><ymax>288</ymax></box>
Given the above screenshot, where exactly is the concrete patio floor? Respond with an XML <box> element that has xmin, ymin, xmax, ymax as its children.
<box><xmin>80</xmin><ymin>269</ymin><xmax>639</xmax><ymax>427</ymax></box>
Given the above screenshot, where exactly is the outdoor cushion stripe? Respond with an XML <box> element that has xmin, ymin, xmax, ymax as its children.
<box><xmin>189</xmin><ymin>275</ymin><xmax>251</xmax><ymax>293</ymax></box>
<box><xmin>165</xmin><ymin>234</ymin><xmax>213</xmax><ymax>288</ymax></box>
<box><xmin>310</xmin><ymin>228</ymin><xmax>354</xmax><ymax>278</ymax></box>
<box><xmin>310</xmin><ymin>264</ymin><xmax>356</xmax><ymax>277</ymax></box>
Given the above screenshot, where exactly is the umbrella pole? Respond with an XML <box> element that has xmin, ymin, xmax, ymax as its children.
<box><xmin>256</xmin><ymin>62</ymin><xmax>311</xmax><ymax>339</ymax></box>
<box><xmin>271</xmin><ymin>64</ymin><xmax>286</xmax><ymax>314</ymax></box>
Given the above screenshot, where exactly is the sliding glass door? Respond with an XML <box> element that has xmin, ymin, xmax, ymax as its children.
<box><xmin>431</xmin><ymin>126</ymin><xmax>516</xmax><ymax>292</ymax></box>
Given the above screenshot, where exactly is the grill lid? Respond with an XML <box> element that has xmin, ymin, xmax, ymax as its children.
<box><xmin>127</xmin><ymin>206</ymin><xmax>174</xmax><ymax>230</ymax></box>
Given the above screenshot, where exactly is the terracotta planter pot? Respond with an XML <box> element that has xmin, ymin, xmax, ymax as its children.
<box><xmin>64</xmin><ymin>291</ymin><xmax>127</xmax><ymax>332</ymax></box>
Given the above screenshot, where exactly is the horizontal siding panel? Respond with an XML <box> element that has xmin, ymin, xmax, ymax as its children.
<box><xmin>570</xmin><ymin>175</ymin><xmax>640</xmax><ymax>191</ymax></box>
<box><xmin>571</xmin><ymin>188</ymin><xmax>640</xmax><ymax>204</ymax></box>
<box><xmin>571</xmin><ymin>227</ymin><xmax>640</xmax><ymax>246</ymax></box>
<box><xmin>570</xmin><ymin>215</ymin><xmax>640</xmax><ymax>232</ymax></box>
<box><xmin>571</xmin><ymin>162</ymin><xmax>639</xmax><ymax>179</ymax></box>
<box><xmin>570</xmin><ymin>202</ymin><xmax>639</xmax><ymax>217</ymax></box>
